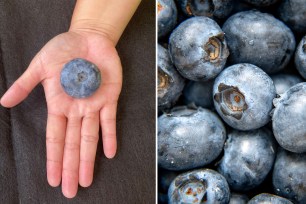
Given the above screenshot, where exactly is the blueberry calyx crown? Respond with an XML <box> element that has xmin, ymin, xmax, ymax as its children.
<box><xmin>157</xmin><ymin>2</ymin><xmax>163</xmax><ymax>13</ymax></box>
<box><xmin>204</xmin><ymin>33</ymin><xmax>228</xmax><ymax>63</ymax></box>
<box><xmin>214</xmin><ymin>83</ymin><xmax>248</xmax><ymax>120</ymax></box>
<box><xmin>185</xmin><ymin>0</ymin><xmax>214</xmax><ymax>17</ymax></box>
<box><xmin>173</xmin><ymin>175</ymin><xmax>207</xmax><ymax>203</ymax></box>
<box><xmin>158</xmin><ymin>69</ymin><xmax>170</xmax><ymax>97</ymax></box>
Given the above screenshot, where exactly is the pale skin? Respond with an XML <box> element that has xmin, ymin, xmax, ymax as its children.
<box><xmin>0</xmin><ymin>0</ymin><xmax>141</xmax><ymax>199</ymax></box>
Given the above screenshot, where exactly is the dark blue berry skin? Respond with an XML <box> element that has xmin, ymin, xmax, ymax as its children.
<box><xmin>243</xmin><ymin>0</ymin><xmax>279</xmax><ymax>7</ymax></box>
<box><xmin>158</xmin><ymin>0</ymin><xmax>178</xmax><ymax>38</ymax></box>
<box><xmin>168</xmin><ymin>169</ymin><xmax>230</xmax><ymax>204</ymax></box>
<box><xmin>176</xmin><ymin>0</ymin><xmax>233</xmax><ymax>20</ymax></box>
<box><xmin>272</xmin><ymin>83</ymin><xmax>306</xmax><ymax>153</ymax></box>
<box><xmin>295</xmin><ymin>36</ymin><xmax>306</xmax><ymax>80</ymax></box>
<box><xmin>213</xmin><ymin>63</ymin><xmax>276</xmax><ymax>130</ymax></box>
<box><xmin>278</xmin><ymin>0</ymin><xmax>306</xmax><ymax>34</ymax></box>
<box><xmin>248</xmin><ymin>193</ymin><xmax>294</xmax><ymax>204</ymax></box>
<box><xmin>159</xmin><ymin>168</ymin><xmax>179</xmax><ymax>204</ymax></box>
<box><xmin>271</xmin><ymin>74</ymin><xmax>303</xmax><ymax>95</ymax></box>
<box><xmin>223</xmin><ymin>10</ymin><xmax>296</xmax><ymax>74</ymax></box>
<box><xmin>158</xmin><ymin>106</ymin><xmax>226</xmax><ymax>171</ymax></box>
<box><xmin>169</xmin><ymin>17</ymin><xmax>229</xmax><ymax>81</ymax></box>
<box><xmin>183</xmin><ymin>80</ymin><xmax>214</xmax><ymax>109</ymax></box>
<box><xmin>158</xmin><ymin>44</ymin><xmax>185</xmax><ymax>111</ymax></box>
<box><xmin>217</xmin><ymin>128</ymin><xmax>277</xmax><ymax>191</ymax></box>
<box><xmin>230</xmin><ymin>193</ymin><xmax>249</xmax><ymax>204</ymax></box>
<box><xmin>60</xmin><ymin>58</ymin><xmax>101</xmax><ymax>98</ymax></box>
<box><xmin>272</xmin><ymin>148</ymin><xmax>306</xmax><ymax>204</ymax></box>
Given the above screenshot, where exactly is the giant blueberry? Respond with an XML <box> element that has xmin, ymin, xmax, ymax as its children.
<box><xmin>60</xmin><ymin>58</ymin><xmax>101</xmax><ymax>98</ymax></box>
<box><xmin>158</xmin><ymin>0</ymin><xmax>177</xmax><ymax>38</ymax></box>
<box><xmin>248</xmin><ymin>193</ymin><xmax>293</xmax><ymax>204</ymax></box>
<box><xmin>176</xmin><ymin>0</ymin><xmax>233</xmax><ymax>20</ymax></box>
<box><xmin>217</xmin><ymin>128</ymin><xmax>276</xmax><ymax>191</ymax></box>
<box><xmin>272</xmin><ymin>148</ymin><xmax>306</xmax><ymax>204</ymax></box>
<box><xmin>158</xmin><ymin>44</ymin><xmax>185</xmax><ymax>111</ymax></box>
<box><xmin>271</xmin><ymin>74</ymin><xmax>303</xmax><ymax>95</ymax></box>
<box><xmin>168</xmin><ymin>169</ymin><xmax>230</xmax><ymax>204</ymax></box>
<box><xmin>213</xmin><ymin>63</ymin><xmax>276</xmax><ymax>130</ymax></box>
<box><xmin>278</xmin><ymin>0</ymin><xmax>306</xmax><ymax>34</ymax></box>
<box><xmin>169</xmin><ymin>16</ymin><xmax>229</xmax><ymax>81</ymax></box>
<box><xmin>295</xmin><ymin>36</ymin><xmax>306</xmax><ymax>80</ymax></box>
<box><xmin>158</xmin><ymin>106</ymin><xmax>226</xmax><ymax>171</ymax></box>
<box><xmin>223</xmin><ymin>10</ymin><xmax>296</xmax><ymax>74</ymax></box>
<box><xmin>272</xmin><ymin>83</ymin><xmax>306</xmax><ymax>153</ymax></box>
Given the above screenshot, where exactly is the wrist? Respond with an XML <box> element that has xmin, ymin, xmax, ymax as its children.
<box><xmin>69</xmin><ymin>19</ymin><xmax>118</xmax><ymax>46</ymax></box>
<box><xmin>70</xmin><ymin>0</ymin><xmax>141</xmax><ymax>46</ymax></box>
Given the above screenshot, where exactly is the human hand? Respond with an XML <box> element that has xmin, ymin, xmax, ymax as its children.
<box><xmin>0</xmin><ymin>31</ymin><xmax>122</xmax><ymax>198</ymax></box>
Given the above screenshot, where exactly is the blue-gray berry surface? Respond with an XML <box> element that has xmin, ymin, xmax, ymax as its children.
<box><xmin>272</xmin><ymin>148</ymin><xmax>306</xmax><ymax>204</ymax></box>
<box><xmin>243</xmin><ymin>0</ymin><xmax>279</xmax><ymax>7</ymax></box>
<box><xmin>168</xmin><ymin>169</ymin><xmax>230</xmax><ymax>204</ymax></box>
<box><xmin>295</xmin><ymin>36</ymin><xmax>306</xmax><ymax>79</ymax></box>
<box><xmin>158</xmin><ymin>44</ymin><xmax>185</xmax><ymax>111</ymax></box>
<box><xmin>278</xmin><ymin>0</ymin><xmax>306</xmax><ymax>34</ymax></box>
<box><xmin>218</xmin><ymin>128</ymin><xmax>276</xmax><ymax>191</ymax></box>
<box><xmin>183</xmin><ymin>80</ymin><xmax>214</xmax><ymax>109</ymax></box>
<box><xmin>230</xmin><ymin>193</ymin><xmax>249</xmax><ymax>204</ymax></box>
<box><xmin>169</xmin><ymin>16</ymin><xmax>229</xmax><ymax>81</ymax></box>
<box><xmin>158</xmin><ymin>168</ymin><xmax>179</xmax><ymax>204</ymax></box>
<box><xmin>271</xmin><ymin>74</ymin><xmax>303</xmax><ymax>95</ymax></box>
<box><xmin>60</xmin><ymin>58</ymin><xmax>101</xmax><ymax>98</ymax></box>
<box><xmin>176</xmin><ymin>0</ymin><xmax>233</xmax><ymax>20</ymax></box>
<box><xmin>248</xmin><ymin>193</ymin><xmax>293</xmax><ymax>204</ymax></box>
<box><xmin>223</xmin><ymin>10</ymin><xmax>296</xmax><ymax>74</ymax></box>
<box><xmin>272</xmin><ymin>83</ymin><xmax>306</xmax><ymax>153</ymax></box>
<box><xmin>158</xmin><ymin>106</ymin><xmax>226</xmax><ymax>171</ymax></box>
<box><xmin>158</xmin><ymin>0</ymin><xmax>177</xmax><ymax>38</ymax></box>
<box><xmin>213</xmin><ymin>63</ymin><xmax>276</xmax><ymax>130</ymax></box>
<box><xmin>158</xmin><ymin>1</ymin><xmax>306</xmax><ymax>202</ymax></box>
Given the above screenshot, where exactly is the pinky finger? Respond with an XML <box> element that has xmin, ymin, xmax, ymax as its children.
<box><xmin>100</xmin><ymin>103</ymin><xmax>117</xmax><ymax>159</ymax></box>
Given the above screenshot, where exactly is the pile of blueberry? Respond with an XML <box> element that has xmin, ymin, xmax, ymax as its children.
<box><xmin>157</xmin><ymin>0</ymin><xmax>306</xmax><ymax>203</ymax></box>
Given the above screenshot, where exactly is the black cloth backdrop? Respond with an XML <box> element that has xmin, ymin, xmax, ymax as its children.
<box><xmin>0</xmin><ymin>0</ymin><xmax>155</xmax><ymax>203</ymax></box>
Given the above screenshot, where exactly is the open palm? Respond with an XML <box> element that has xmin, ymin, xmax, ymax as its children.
<box><xmin>0</xmin><ymin>31</ymin><xmax>122</xmax><ymax>198</ymax></box>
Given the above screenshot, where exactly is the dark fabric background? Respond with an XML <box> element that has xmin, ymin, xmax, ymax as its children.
<box><xmin>0</xmin><ymin>0</ymin><xmax>156</xmax><ymax>203</ymax></box>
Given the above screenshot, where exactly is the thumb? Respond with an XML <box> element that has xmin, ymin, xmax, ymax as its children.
<box><xmin>1</xmin><ymin>54</ymin><xmax>43</xmax><ymax>108</ymax></box>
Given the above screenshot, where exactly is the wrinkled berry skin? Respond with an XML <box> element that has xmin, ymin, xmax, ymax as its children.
<box><xmin>278</xmin><ymin>0</ymin><xmax>306</xmax><ymax>34</ymax></box>
<box><xmin>60</xmin><ymin>58</ymin><xmax>101</xmax><ymax>98</ymax></box>
<box><xmin>248</xmin><ymin>193</ymin><xmax>294</xmax><ymax>204</ymax></box>
<box><xmin>158</xmin><ymin>45</ymin><xmax>185</xmax><ymax>111</ymax></box>
<box><xmin>158</xmin><ymin>0</ymin><xmax>177</xmax><ymax>38</ymax></box>
<box><xmin>218</xmin><ymin>128</ymin><xmax>276</xmax><ymax>191</ymax></box>
<box><xmin>223</xmin><ymin>10</ymin><xmax>296</xmax><ymax>74</ymax></box>
<box><xmin>168</xmin><ymin>169</ymin><xmax>230</xmax><ymax>204</ymax></box>
<box><xmin>229</xmin><ymin>193</ymin><xmax>249</xmax><ymax>204</ymax></box>
<box><xmin>272</xmin><ymin>148</ymin><xmax>306</xmax><ymax>204</ymax></box>
<box><xmin>176</xmin><ymin>0</ymin><xmax>233</xmax><ymax>20</ymax></box>
<box><xmin>271</xmin><ymin>74</ymin><xmax>303</xmax><ymax>95</ymax></box>
<box><xmin>295</xmin><ymin>36</ymin><xmax>306</xmax><ymax>79</ymax></box>
<box><xmin>169</xmin><ymin>17</ymin><xmax>229</xmax><ymax>81</ymax></box>
<box><xmin>272</xmin><ymin>83</ymin><xmax>306</xmax><ymax>153</ymax></box>
<box><xmin>183</xmin><ymin>80</ymin><xmax>214</xmax><ymax>109</ymax></box>
<box><xmin>213</xmin><ymin>63</ymin><xmax>276</xmax><ymax>130</ymax></box>
<box><xmin>243</xmin><ymin>0</ymin><xmax>279</xmax><ymax>7</ymax></box>
<box><xmin>158</xmin><ymin>107</ymin><xmax>226</xmax><ymax>171</ymax></box>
